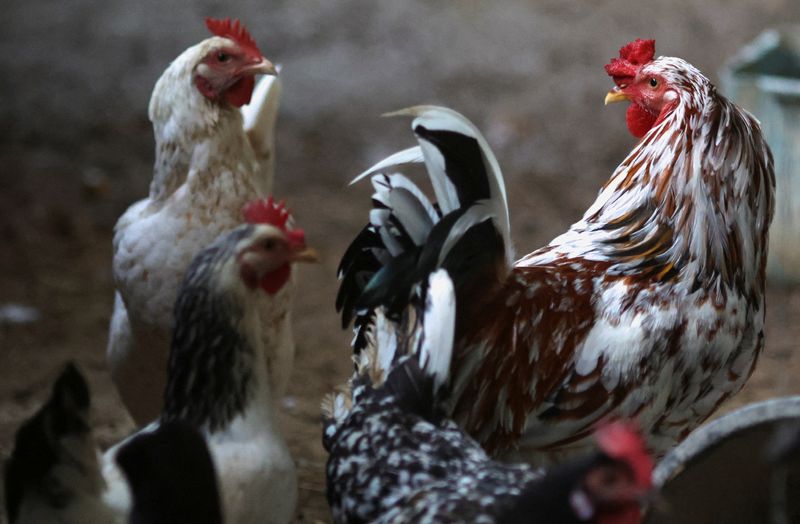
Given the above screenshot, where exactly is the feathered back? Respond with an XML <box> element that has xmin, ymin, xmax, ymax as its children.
<box><xmin>323</xmin><ymin>270</ymin><xmax>456</xmax><ymax>448</ymax></box>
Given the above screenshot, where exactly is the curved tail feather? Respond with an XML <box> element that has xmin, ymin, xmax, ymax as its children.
<box><xmin>323</xmin><ymin>270</ymin><xmax>456</xmax><ymax>449</ymax></box>
<box><xmin>337</xmin><ymin>106</ymin><xmax>512</xmax><ymax>353</ymax></box>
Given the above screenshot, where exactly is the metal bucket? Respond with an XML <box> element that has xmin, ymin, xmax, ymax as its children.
<box><xmin>646</xmin><ymin>397</ymin><xmax>800</xmax><ymax>523</ymax></box>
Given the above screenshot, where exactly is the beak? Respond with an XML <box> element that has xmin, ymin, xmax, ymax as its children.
<box><xmin>604</xmin><ymin>87</ymin><xmax>630</xmax><ymax>105</ymax></box>
<box><xmin>239</xmin><ymin>56</ymin><xmax>278</xmax><ymax>76</ymax></box>
<box><xmin>291</xmin><ymin>247</ymin><xmax>319</xmax><ymax>263</ymax></box>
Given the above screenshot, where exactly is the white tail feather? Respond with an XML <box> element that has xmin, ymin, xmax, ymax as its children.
<box><xmin>371</xmin><ymin>174</ymin><xmax>438</xmax><ymax>246</ymax></box>
<box><xmin>418</xmin><ymin>270</ymin><xmax>456</xmax><ymax>391</ymax></box>
<box><xmin>407</xmin><ymin>106</ymin><xmax>512</xmax><ymax>265</ymax></box>
<box><xmin>374</xmin><ymin>310</ymin><xmax>399</xmax><ymax>376</ymax></box>
<box><xmin>353</xmin><ymin>106</ymin><xmax>513</xmax><ymax>265</ymax></box>
<box><xmin>416</xmin><ymin>138</ymin><xmax>460</xmax><ymax>214</ymax></box>
<box><xmin>437</xmin><ymin>201</ymin><xmax>495</xmax><ymax>265</ymax></box>
<box><xmin>352</xmin><ymin>146</ymin><xmax>424</xmax><ymax>185</ymax></box>
<box><xmin>369</xmin><ymin>208</ymin><xmax>404</xmax><ymax>256</ymax></box>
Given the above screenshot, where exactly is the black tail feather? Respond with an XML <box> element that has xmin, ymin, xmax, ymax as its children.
<box><xmin>338</xmin><ymin>107</ymin><xmax>510</xmax><ymax>356</ymax></box>
<box><xmin>384</xmin><ymin>357</ymin><xmax>441</xmax><ymax>423</ymax></box>
<box><xmin>413</xmin><ymin>125</ymin><xmax>492</xmax><ymax>206</ymax></box>
<box><xmin>336</xmin><ymin>225</ymin><xmax>385</xmax><ymax>328</ymax></box>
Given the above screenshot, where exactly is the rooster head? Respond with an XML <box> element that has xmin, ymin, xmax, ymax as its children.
<box><xmin>237</xmin><ymin>197</ymin><xmax>318</xmax><ymax>295</ymax></box>
<box><xmin>604</xmin><ymin>39</ymin><xmax>678</xmax><ymax>138</ymax></box>
<box><xmin>570</xmin><ymin>422</ymin><xmax>654</xmax><ymax>524</ymax></box>
<box><xmin>193</xmin><ymin>18</ymin><xmax>277</xmax><ymax>107</ymax></box>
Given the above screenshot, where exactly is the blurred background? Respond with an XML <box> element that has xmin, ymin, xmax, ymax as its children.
<box><xmin>1</xmin><ymin>1</ymin><xmax>799</xmax><ymax>521</ymax></box>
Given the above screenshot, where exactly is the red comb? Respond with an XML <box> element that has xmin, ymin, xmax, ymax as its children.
<box><xmin>605</xmin><ymin>39</ymin><xmax>656</xmax><ymax>84</ymax></box>
<box><xmin>243</xmin><ymin>196</ymin><xmax>291</xmax><ymax>232</ymax></box>
<box><xmin>595</xmin><ymin>421</ymin><xmax>653</xmax><ymax>489</ymax></box>
<box><xmin>205</xmin><ymin>17</ymin><xmax>262</xmax><ymax>58</ymax></box>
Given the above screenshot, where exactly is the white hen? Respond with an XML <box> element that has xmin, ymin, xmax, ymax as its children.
<box><xmin>108</xmin><ymin>17</ymin><xmax>288</xmax><ymax>424</ymax></box>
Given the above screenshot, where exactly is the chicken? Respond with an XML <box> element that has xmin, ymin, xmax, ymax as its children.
<box><xmin>108</xmin><ymin>17</ymin><xmax>285</xmax><ymax>424</ymax></box>
<box><xmin>116</xmin><ymin>421</ymin><xmax>223</xmax><ymax>524</ymax></box>
<box><xmin>324</xmin><ymin>270</ymin><xmax>653</xmax><ymax>524</ymax></box>
<box><xmin>337</xmin><ymin>39</ymin><xmax>775</xmax><ymax>463</ymax></box>
<box><xmin>4</xmin><ymin>363</ymin><xmax>115</xmax><ymax>524</ymax></box>
<box><xmin>8</xmin><ymin>203</ymin><xmax>316</xmax><ymax>524</ymax></box>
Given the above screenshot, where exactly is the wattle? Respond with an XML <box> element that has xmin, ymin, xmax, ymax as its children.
<box><xmin>626</xmin><ymin>103</ymin><xmax>658</xmax><ymax>139</ymax></box>
<box><xmin>260</xmin><ymin>264</ymin><xmax>291</xmax><ymax>295</ymax></box>
<box><xmin>225</xmin><ymin>75</ymin><xmax>256</xmax><ymax>107</ymax></box>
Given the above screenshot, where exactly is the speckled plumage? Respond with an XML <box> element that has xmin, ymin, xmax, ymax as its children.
<box><xmin>338</xmin><ymin>45</ymin><xmax>774</xmax><ymax>465</ymax></box>
<box><xmin>108</xmin><ymin>25</ymin><xmax>286</xmax><ymax>425</ymax></box>
<box><xmin>325</xmin><ymin>383</ymin><xmax>543</xmax><ymax>523</ymax></box>
<box><xmin>325</xmin><ymin>272</ymin><xmax>652</xmax><ymax>524</ymax></box>
<box><xmin>326</xmin><ymin>272</ymin><xmax>543</xmax><ymax>523</ymax></box>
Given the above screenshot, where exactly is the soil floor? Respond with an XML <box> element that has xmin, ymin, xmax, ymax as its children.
<box><xmin>2</xmin><ymin>132</ymin><xmax>800</xmax><ymax>523</ymax></box>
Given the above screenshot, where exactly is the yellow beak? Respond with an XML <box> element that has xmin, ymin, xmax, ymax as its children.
<box><xmin>291</xmin><ymin>247</ymin><xmax>320</xmax><ymax>263</ymax></box>
<box><xmin>239</xmin><ymin>57</ymin><xmax>278</xmax><ymax>77</ymax></box>
<box><xmin>604</xmin><ymin>88</ymin><xmax>630</xmax><ymax>105</ymax></box>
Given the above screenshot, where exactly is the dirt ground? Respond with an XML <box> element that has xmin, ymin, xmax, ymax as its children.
<box><xmin>2</xmin><ymin>2</ymin><xmax>800</xmax><ymax>523</ymax></box>
<box><xmin>2</xmin><ymin>131</ymin><xmax>800</xmax><ymax>523</ymax></box>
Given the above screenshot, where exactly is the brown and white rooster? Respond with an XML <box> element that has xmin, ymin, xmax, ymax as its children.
<box><xmin>109</xmin><ymin>18</ymin><xmax>287</xmax><ymax>424</ymax></box>
<box><xmin>337</xmin><ymin>39</ymin><xmax>775</xmax><ymax>463</ymax></box>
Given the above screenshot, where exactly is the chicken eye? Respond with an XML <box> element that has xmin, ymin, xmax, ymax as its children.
<box><xmin>217</xmin><ymin>52</ymin><xmax>230</xmax><ymax>63</ymax></box>
<box><xmin>649</xmin><ymin>78</ymin><xmax>659</xmax><ymax>88</ymax></box>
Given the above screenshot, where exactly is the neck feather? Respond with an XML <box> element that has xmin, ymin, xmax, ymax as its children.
<box><xmin>162</xmin><ymin>239</ymin><xmax>270</xmax><ymax>433</ymax></box>
<box><xmin>147</xmin><ymin>40</ymin><xmax>250</xmax><ymax>202</ymax></box>
<box><xmin>540</xmin><ymin>70</ymin><xmax>774</xmax><ymax>297</ymax></box>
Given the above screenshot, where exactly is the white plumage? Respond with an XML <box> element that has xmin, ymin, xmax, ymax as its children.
<box><xmin>107</xmin><ymin>27</ymin><xmax>289</xmax><ymax>424</ymax></box>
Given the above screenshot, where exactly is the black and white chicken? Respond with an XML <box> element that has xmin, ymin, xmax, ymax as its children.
<box><xmin>6</xmin><ymin>212</ymin><xmax>316</xmax><ymax>524</ymax></box>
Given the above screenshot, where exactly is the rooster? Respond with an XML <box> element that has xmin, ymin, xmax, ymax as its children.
<box><xmin>324</xmin><ymin>270</ymin><xmax>653</xmax><ymax>524</ymax></box>
<box><xmin>337</xmin><ymin>39</ymin><xmax>775</xmax><ymax>463</ymax></box>
<box><xmin>8</xmin><ymin>202</ymin><xmax>316</xmax><ymax>524</ymax></box>
<box><xmin>109</xmin><ymin>17</ymin><xmax>285</xmax><ymax>424</ymax></box>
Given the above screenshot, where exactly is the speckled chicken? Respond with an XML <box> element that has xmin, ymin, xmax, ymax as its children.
<box><xmin>324</xmin><ymin>271</ymin><xmax>653</xmax><ymax>524</ymax></box>
<box><xmin>108</xmin><ymin>17</ymin><xmax>287</xmax><ymax>424</ymax></box>
<box><xmin>337</xmin><ymin>39</ymin><xmax>775</xmax><ymax>463</ymax></box>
